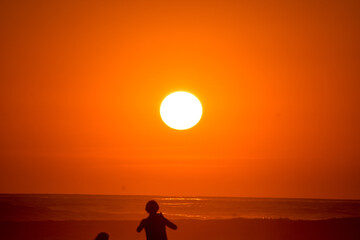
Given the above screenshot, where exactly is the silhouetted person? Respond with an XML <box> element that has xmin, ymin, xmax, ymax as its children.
<box><xmin>94</xmin><ymin>232</ymin><xmax>109</xmax><ymax>240</ymax></box>
<box><xmin>137</xmin><ymin>200</ymin><xmax>177</xmax><ymax>240</ymax></box>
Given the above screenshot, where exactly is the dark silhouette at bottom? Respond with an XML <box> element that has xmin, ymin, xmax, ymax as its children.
<box><xmin>94</xmin><ymin>232</ymin><xmax>109</xmax><ymax>240</ymax></box>
<box><xmin>137</xmin><ymin>200</ymin><xmax>177</xmax><ymax>240</ymax></box>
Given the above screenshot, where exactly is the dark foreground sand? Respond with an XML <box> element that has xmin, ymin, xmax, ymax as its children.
<box><xmin>1</xmin><ymin>218</ymin><xmax>360</xmax><ymax>240</ymax></box>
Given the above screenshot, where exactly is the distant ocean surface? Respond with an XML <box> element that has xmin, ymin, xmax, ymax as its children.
<box><xmin>1</xmin><ymin>194</ymin><xmax>360</xmax><ymax>221</ymax></box>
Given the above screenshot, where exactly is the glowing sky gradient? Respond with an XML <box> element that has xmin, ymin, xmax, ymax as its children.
<box><xmin>0</xmin><ymin>0</ymin><xmax>359</xmax><ymax>199</ymax></box>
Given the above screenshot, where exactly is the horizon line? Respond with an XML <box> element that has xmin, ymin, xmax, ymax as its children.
<box><xmin>0</xmin><ymin>192</ymin><xmax>359</xmax><ymax>201</ymax></box>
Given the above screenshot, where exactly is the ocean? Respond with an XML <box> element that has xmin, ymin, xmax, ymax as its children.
<box><xmin>1</xmin><ymin>194</ymin><xmax>359</xmax><ymax>221</ymax></box>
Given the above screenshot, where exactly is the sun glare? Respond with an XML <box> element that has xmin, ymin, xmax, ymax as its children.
<box><xmin>160</xmin><ymin>91</ymin><xmax>202</xmax><ymax>130</ymax></box>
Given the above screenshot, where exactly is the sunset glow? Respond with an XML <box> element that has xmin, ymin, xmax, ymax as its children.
<box><xmin>1</xmin><ymin>1</ymin><xmax>360</xmax><ymax>239</ymax></box>
<box><xmin>0</xmin><ymin>0</ymin><xmax>359</xmax><ymax>200</ymax></box>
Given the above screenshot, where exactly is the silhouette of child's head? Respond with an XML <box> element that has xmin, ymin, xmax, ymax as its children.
<box><xmin>95</xmin><ymin>232</ymin><xmax>109</xmax><ymax>240</ymax></box>
<box><xmin>145</xmin><ymin>200</ymin><xmax>159</xmax><ymax>214</ymax></box>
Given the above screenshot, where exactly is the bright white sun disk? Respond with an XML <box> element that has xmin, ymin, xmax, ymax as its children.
<box><xmin>160</xmin><ymin>91</ymin><xmax>202</xmax><ymax>130</ymax></box>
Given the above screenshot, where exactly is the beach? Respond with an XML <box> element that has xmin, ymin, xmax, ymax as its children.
<box><xmin>1</xmin><ymin>194</ymin><xmax>360</xmax><ymax>239</ymax></box>
<box><xmin>1</xmin><ymin>218</ymin><xmax>360</xmax><ymax>240</ymax></box>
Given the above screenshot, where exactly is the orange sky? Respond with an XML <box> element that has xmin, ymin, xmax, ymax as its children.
<box><xmin>0</xmin><ymin>0</ymin><xmax>359</xmax><ymax>199</ymax></box>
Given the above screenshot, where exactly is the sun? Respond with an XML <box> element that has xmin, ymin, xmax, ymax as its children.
<box><xmin>160</xmin><ymin>91</ymin><xmax>203</xmax><ymax>130</ymax></box>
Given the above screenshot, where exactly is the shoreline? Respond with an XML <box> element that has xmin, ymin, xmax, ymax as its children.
<box><xmin>1</xmin><ymin>217</ymin><xmax>359</xmax><ymax>240</ymax></box>
<box><xmin>0</xmin><ymin>217</ymin><xmax>360</xmax><ymax>224</ymax></box>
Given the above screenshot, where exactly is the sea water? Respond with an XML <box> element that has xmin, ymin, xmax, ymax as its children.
<box><xmin>1</xmin><ymin>194</ymin><xmax>359</xmax><ymax>221</ymax></box>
